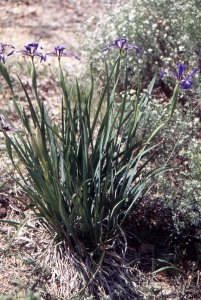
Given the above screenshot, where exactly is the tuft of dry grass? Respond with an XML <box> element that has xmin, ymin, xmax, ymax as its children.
<box><xmin>0</xmin><ymin>192</ymin><xmax>81</xmax><ymax>298</ymax></box>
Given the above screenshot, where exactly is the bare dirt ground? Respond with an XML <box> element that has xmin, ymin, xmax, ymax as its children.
<box><xmin>0</xmin><ymin>0</ymin><xmax>109</xmax><ymax>48</ymax></box>
<box><xmin>0</xmin><ymin>0</ymin><xmax>113</xmax><ymax>74</ymax></box>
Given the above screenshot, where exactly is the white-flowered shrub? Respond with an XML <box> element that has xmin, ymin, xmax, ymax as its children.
<box><xmin>81</xmin><ymin>0</ymin><xmax>201</xmax><ymax>87</ymax></box>
<box><xmin>148</xmin><ymin>100</ymin><xmax>201</xmax><ymax>235</ymax></box>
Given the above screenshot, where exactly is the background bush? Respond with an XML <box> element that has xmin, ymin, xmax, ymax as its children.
<box><xmin>82</xmin><ymin>0</ymin><xmax>201</xmax><ymax>88</ymax></box>
<box><xmin>151</xmin><ymin>105</ymin><xmax>201</xmax><ymax>237</ymax></box>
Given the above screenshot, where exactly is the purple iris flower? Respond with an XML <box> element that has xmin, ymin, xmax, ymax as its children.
<box><xmin>101</xmin><ymin>37</ymin><xmax>144</xmax><ymax>55</ymax></box>
<box><xmin>0</xmin><ymin>43</ymin><xmax>15</xmax><ymax>64</ymax></box>
<box><xmin>8</xmin><ymin>42</ymin><xmax>46</xmax><ymax>62</ymax></box>
<box><xmin>161</xmin><ymin>63</ymin><xmax>199</xmax><ymax>89</ymax></box>
<box><xmin>46</xmin><ymin>46</ymin><xmax>80</xmax><ymax>60</ymax></box>
<box><xmin>0</xmin><ymin>116</ymin><xmax>18</xmax><ymax>132</ymax></box>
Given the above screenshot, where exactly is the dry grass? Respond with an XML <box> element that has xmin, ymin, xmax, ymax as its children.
<box><xmin>1</xmin><ymin>172</ymin><xmax>201</xmax><ymax>299</ymax></box>
<box><xmin>0</xmin><ymin>201</ymin><xmax>81</xmax><ymax>298</ymax></box>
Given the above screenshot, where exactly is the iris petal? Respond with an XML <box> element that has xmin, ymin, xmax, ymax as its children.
<box><xmin>181</xmin><ymin>79</ymin><xmax>194</xmax><ymax>89</ymax></box>
<box><xmin>187</xmin><ymin>68</ymin><xmax>199</xmax><ymax>78</ymax></box>
<box><xmin>126</xmin><ymin>44</ymin><xmax>144</xmax><ymax>52</ymax></box>
<box><xmin>160</xmin><ymin>70</ymin><xmax>167</xmax><ymax>78</ymax></box>
<box><xmin>161</xmin><ymin>64</ymin><xmax>199</xmax><ymax>90</ymax></box>
<box><xmin>178</xmin><ymin>63</ymin><xmax>185</xmax><ymax>79</ymax></box>
<box><xmin>0</xmin><ymin>54</ymin><xmax>5</xmax><ymax>63</ymax></box>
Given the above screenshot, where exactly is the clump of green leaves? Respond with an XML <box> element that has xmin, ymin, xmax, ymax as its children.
<box><xmin>0</xmin><ymin>51</ymin><xmax>179</xmax><ymax>260</ymax></box>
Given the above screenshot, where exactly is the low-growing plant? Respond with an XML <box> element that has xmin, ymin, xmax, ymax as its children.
<box><xmin>1</xmin><ymin>39</ymin><xmax>199</xmax><ymax>298</ymax></box>
<box><xmin>139</xmin><ymin>85</ymin><xmax>201</xmax><ymax>237</ymax></box>
<box><xmin>156</xmin><ymin>128</ymin><xmax>201</xmax><ymax>236</ymax></box>
<box><xmin>0</xmin><ymin>41</ymin><xmax>182</xmax><ymax>259</ymax></box>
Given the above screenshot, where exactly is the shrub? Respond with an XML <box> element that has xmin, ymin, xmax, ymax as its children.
<box><xmin>145</xmin><ymin>94</ymin><xmax>201</xmax><ymax>236</ymax></box>
<box><xmin>161</xmin><ymin>127</ymin><xmax>201</xmax><ymax>235</ymax></box>
<box><xmin>81</xmin><ymin>0</ymin><xmax>201</xmax><ymax>88</ymax></box>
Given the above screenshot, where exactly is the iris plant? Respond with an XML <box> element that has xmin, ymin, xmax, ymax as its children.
<box><xmin>161</xmin><ymin>63</ymin><xmax>199</xmax><ymax>89</ymax></box>
<box><xmin>46</xmin><ymin>46</ymin><xmax>80</xmax><ymax>61</ymax></box>
<box><xmin>101</xmin><ymin>37</ymin><xmax>144</xmax><ymax>56</ymax></box>
<box><xmin>8</xmin><ymin>42</ymin><xmax>46</xmax><ymax>62</ymax></box>
<box><xmin>0</xmin><ymin>44</ymin><xmax>15</xmax><ymax>64</ymax></box>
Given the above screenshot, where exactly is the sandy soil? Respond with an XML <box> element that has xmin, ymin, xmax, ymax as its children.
<box><xmin>0</xmin><ymin>0</ymin><xmax>114</xmax><ymax>74</ymax></box>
